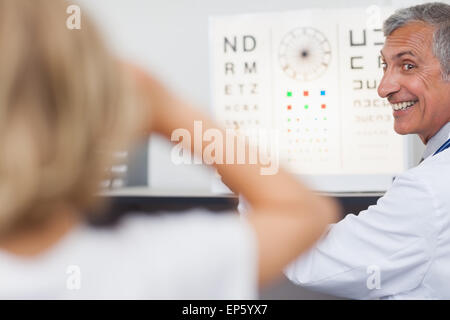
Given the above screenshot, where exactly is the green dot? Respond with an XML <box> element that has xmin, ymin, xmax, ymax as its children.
<box><xmin>324</xmin><ymin>117</ymin><xmax>327</xmax><ymax>120</ymax></box>
<box><xmin>287</xmin><ymin>91</ymin><xmax>292</xmax><ymax>97</ymax></box>
<box><xmin>304</xmin><ymin>105</ymin><xmax>309</xmax><ymax>109</ymax></box>
<box><xmin>288</xmin><ymin>118</ymin><xmax>291</xmax><ymax>122</ymax></box>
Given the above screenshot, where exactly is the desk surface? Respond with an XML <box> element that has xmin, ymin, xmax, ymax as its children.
<box><xmin>101</xmin><ymin>187</ymin><xmax>385</xmax><ymax>198</ymax></box>
<box><xmin>94</xmin><ymin>187</ymin><xmax>384</xmax><ymax>226</ymax></box>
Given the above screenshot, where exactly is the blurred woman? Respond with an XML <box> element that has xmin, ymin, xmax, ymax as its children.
<box><xmin>0</xmin><ymin>0</ymin><xmax>339</xmax><ymax>299</ymax></box>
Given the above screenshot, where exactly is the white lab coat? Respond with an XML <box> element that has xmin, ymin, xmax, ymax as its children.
<box><xmin>284</xmin><ymin>122</ymin><xmax>450</xmax><ymax>299</ymax></box>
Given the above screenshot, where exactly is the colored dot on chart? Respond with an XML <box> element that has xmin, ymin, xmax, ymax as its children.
<box><xmin>287</xmin><ymin>118</ymin><xmax>291</xmax><ymax>122</ymax></box>
<box><xmin>321</xmin><ymin>104</ymin><xmax>327</xmax><ymax>109</ymax></box>
<box><xmin>324</xmin><ymin>117</ymin><xmax>327</xmax><ymax>120</ymax></box>
<box><xmin>303</xmin><ymin>91</ymin><xmax>309</xmax><ymax>97</ymax></box>
<box><xmin>287</xmin><ymin>105</ymin><xmax>292</xmax><ymax>110</ymax></box>
<box><xmin>287</xmin><ymin>91</ymin><xmax>292</xmax><ymax>97</ymax></box>
<box><xmin>304</xmin><ymin>105</ymin><xmax>309</xmax><ymax>109</ymax></box>
<box><xmin>321</xmin><ymin>90</ymin><xmax>326</xmax><ymax>96</ymax></box>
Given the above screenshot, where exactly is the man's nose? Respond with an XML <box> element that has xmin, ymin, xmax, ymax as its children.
<box><xmin>377</xmin><ymin>71</ymin><xmax>401</xmax><ymax>98</ymax></box>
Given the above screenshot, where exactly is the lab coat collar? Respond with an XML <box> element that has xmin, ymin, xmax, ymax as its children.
<box><xmin>422</xmin><ymin>122</ymin><xmax>450</xmax><ymax>160</ymax></box>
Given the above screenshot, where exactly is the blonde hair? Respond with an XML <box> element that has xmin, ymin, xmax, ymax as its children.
<box><xmin>0</xmin><ymin>0</ymin><xmax>144</xmax><ymax>235</ymax></box>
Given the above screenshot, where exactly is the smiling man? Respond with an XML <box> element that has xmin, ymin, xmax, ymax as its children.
<box><xmin>283</xmin><ymin>3</ymin><xmax>450</xmax><ymax>299</ymax></box>
<box><xmin>379</xmin><ymin>16</ymin><xmax>450</xmax><ymax>143</ymax></box>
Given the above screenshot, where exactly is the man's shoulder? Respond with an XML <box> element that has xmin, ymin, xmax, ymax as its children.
<box><xmin>399</xmin><ymin>149</ymin><xmax>450</xmax><ymax>191</ymax></box>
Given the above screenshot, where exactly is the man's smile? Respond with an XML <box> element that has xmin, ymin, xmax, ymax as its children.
<box><xmin>389</xmin><ymin>99</ymin><xmax>419</xmax><ymax>111</ymax></box>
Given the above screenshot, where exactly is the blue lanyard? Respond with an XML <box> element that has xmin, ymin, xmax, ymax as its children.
<box><xmin>433</xmin><ymin>138</ymin><xmax>450</xmax><ymax>156</ymax></box>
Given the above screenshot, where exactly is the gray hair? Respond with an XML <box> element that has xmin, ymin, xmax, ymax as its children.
<box><xmin>383</xmin><ymin>2</ymin><xmax>450</xmax><ymax>81</ymax></box>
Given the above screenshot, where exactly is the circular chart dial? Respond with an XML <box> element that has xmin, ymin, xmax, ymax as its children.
<box><xmin>279</xmin><ymin>27</ymin><xmax>331</xmax><ymax>81</ymax></box>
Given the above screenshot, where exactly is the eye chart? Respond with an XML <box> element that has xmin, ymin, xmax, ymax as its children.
<box><xmin>210</xmin><ymin>7</ymin><xmax>408</xmax><ymax>192</ymax></box>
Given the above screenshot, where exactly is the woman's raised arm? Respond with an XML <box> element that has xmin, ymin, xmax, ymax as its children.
<box><xmin>132</xmin><ymin>67</ymin><xmax>341</xmax><ymax>286</ymax></box>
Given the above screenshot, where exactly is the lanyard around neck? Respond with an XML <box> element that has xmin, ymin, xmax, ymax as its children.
<box><xmin>433</xmin><ymin>138</ymin><xmax>450</xmax><ymax>156</ymax></box>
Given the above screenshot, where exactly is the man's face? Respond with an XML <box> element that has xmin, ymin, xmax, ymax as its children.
<box><xmin>378</xmin><ymin>21</ymin><xmax>450</xmax><ymax>143</ymax></box>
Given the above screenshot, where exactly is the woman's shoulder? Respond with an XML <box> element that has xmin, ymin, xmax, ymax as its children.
<box><xmin>81</xmin><ymin>209</ymin><xmax>255</xmax><ymax>252</ymax></box>
<box><xmin>75</xmin><ymin>210</ymin><xmax>258</xmax><ymax>299</ymax></box>
<box><xmin>0</xmin><ymin>210</ymin><xmax>257</xmax><ymax>299</ymax></box>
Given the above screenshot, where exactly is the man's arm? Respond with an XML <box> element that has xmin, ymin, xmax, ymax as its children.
<box><xmin>285</xmin><ymin>171</ymin><xmax>437</xmax><ymax>299</ymax></box>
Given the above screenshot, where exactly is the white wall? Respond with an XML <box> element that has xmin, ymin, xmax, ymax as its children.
<box><xmin>77</xmin><ymin>0</ymin><xmax>433</xmax><ymax>191</ymax></box>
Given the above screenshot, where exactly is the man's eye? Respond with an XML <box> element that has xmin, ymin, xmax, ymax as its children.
<box><xmin>402</xmin><ymin>63</ymin><xmax>415</xmax><ymax>71</ymax></box>
<box><xmin>381</xmin><ymin>62</ymin><xmax>387</xmax><ymax>71</ymax></box>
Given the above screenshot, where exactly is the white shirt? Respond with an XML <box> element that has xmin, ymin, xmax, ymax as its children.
<box><xmin>285</xmin><ymin>122</ymin><xmax>450</xmax><ymax>299</ymax></box>
<box><xmin>0</xmin><ymin>210</ymin><xmax>258</xmax><ymax>299</ymax></box>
